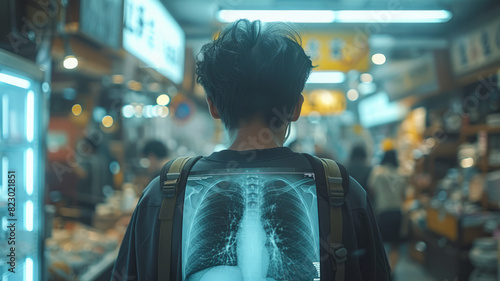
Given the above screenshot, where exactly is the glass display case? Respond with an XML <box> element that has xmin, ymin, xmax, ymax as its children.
<box><xmin>0</xmin><ymin>49</ymin><xmax>47</xmax><ymax>281</ymax></box>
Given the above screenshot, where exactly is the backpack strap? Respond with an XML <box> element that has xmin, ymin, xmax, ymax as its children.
<box><xmin>302</xmin><ymin>153</ymin><xmax>347</xmax><ymax>281</ymax></box>
<box><xmin>318</xmin><ymin>157</ymin><xmax>347</xmax><ymax>281</ymax></box>
<box><xmin>157</xmin><ymin>156</ymin><xmax>202</xmax><ymax>281</ymax></box>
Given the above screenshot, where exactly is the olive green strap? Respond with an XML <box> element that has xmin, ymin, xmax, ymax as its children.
<box><xmin>319</xmin><ymin>158</ymin><xmax>346</xmax><ymax>281</ymax></box>
<box><xmin>158</xmin><ymin>157</ymin><xmax>191</xmax><ymax>281</ymax></box>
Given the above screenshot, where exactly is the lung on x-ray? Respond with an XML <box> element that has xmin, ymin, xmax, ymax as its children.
<box><xmin>182</xmin><ymin>168</ymin><xmax>321</xmax><ymax>281</ymax></box>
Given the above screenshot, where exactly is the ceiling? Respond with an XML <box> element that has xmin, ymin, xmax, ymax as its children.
<box><xmin>164</xmin><ymin>0</ymin><xmax>500</xmax><ymax>38</ymax></box>
<box><xmin>163</xmin><ymin>0</ymin><xmax>500</xmax><ymax>95</ymax></box>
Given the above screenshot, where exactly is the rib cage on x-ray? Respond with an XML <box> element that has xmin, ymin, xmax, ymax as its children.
<box><xmin>182</xmin><ymin>170</ymin><xmax>320</xmax><ymax>281</ymax></box>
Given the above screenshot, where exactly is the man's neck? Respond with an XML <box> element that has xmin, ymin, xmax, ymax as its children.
<box><xmin>227</xmin><ymin>121</ymin><xmax>287</xmax><ymax>151</ymax></box>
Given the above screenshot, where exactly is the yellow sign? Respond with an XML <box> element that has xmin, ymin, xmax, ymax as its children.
<box><xmin>301</xmin><ymin>90</ymin><xmax>346</xmax><ymax>116</ymax></box>
<box><xmin>301</xmin><ymin>32</ymin><xmax>370</xmax><ymax>72</ymax></box>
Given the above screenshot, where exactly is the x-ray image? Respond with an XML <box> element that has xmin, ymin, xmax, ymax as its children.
<box><xmin>182</xmin><ymin>169</ymin><xmax>320</xmax><ymax>281</ymax></box>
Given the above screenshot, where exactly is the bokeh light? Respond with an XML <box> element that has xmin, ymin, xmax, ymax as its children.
<box><xmin>102</xmin><ymin>115</ymin><xmax>114</xmax><ymax>127</ymax></box>
<box><xmin>372</xmin><ymin>53</ymin><xmax>386</xmax><ymax>65</ymax></box>
<box><xmin>156</xmin><ymin>94</ymin><xmax>171</xmax><ymax>106</ymax></box>
<box><xmin>63</xmin><ymin>55</ymin><xmax>78</xmax><ymax>69</ymax></box>
<box><xmin>347</xmin><ymin>89</ymin><xmax>359</xmax><ymax>101</ymax></box>
<box><xmin>71</xmin><ymin>104</ymin><xmax>82</xmax><ymax>116</ymax></box>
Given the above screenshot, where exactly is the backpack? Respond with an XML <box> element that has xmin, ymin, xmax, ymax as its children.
<box><xmin>157</xmin><ymin>154</ymin><xmax>349</xmax><ymax>281</ymax></box>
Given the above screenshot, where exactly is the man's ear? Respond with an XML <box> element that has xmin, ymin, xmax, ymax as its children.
<box><xmin>207</xmin><ymin>97</ymin><xmax>220</xmax><ymax>119</ymax></box>
<box><xmin>291</xmin><ymin>94</ymin><xmax>304</xmax><ymax>121</ymax></box>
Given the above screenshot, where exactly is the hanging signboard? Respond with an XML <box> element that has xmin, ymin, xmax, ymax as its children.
<box><xmin>80</xmin><ymin>0</ymin><xmax>122</xmax><ymax>49</ymax></box>
<box><xmin>301</xmin><ymin>32</ymin><xmax>370</xmax><ymax>72</ymax></box>
<box><xmin>451</xmin><ymin>17</ymin><xmax>500</xmax><ymax>76</ymax></box>
<box><xmin>123</xmin><ymin>0</ymin><xmax>185</xmax><ymax>84</ymax></box>
<box><xmin>383</xmin><ymin>53</ymin><xmax>439</xmax><ymax>101</ymax></box>
<box><xmin>301</xmin><ymin>89</ymin><xmax>347</xmax><ymax>116</ymax></box>
<box><xmin>358</xmin><ymin>92</ymin><xmax>408</xmax><ymax>128</ymax></box>
<box><xmin>170</xmin><ymin>94</ymin><xmax>195</xmax><ymax>124</ymax></box>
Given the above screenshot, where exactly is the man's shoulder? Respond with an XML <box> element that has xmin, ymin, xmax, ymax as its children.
<box><xmin>346</xmin><ymin>176</ymin><xmax>368</xmax><ymax>210</ymax></box>
<box><xmin>314</xmin><ymin>157</ymin><xmax>368</xmax><ymax>210</ymax></box>
<box><xmin>137</xmin><ymin>176</ymin><xmax>163</xmax><ymax>207</ymax></box>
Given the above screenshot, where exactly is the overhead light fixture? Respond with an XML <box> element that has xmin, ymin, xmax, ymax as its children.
<box><xmin>347</xmin><ymin>89</ymin><xmax>359</xmax><ymax>101</ymax></box>
<box><xmin>2</xmin><ymin>96</ymin><xmax>8</xmax><ymax>139</ymax></box>
<box><xmin>25</xmin><ymin>257</ymin><xmax>34</xmax><ymax>281</ymax></box>
<box><xmin>460</xmin><ymin>157</ymin><xmax>474</xmax><ymax>168</ymax></box>
<box><xmin>25</xmin><ymin>200</ymin><xmax>34</xmax><ymax>231</ymax></box>
<box><xmin>217</xmin><ymin>10</ymin><xmax>336</xmax><ymax>23</ymax></box>
<box><xmin>63</xmin><ymin>38</ymin><xmax>78</xmax><ymax>70</ymax></box>
<box><xmin>72</xmin><ymin>104</ymin><xmax>82</xmax><ymax>116</ymax></box>
<box><xmin>102</xmin><ymin>115</ymin><xmax>114</xmax><ymax>127</ymax></box>
<box><xmin>306</xmin><ymin>71</ymin><xmax>346</xmax><ymax>84</ymax></box>
<box><xmin>0</xmin><ymin>73</ymin><xmax>31</xmax><ymax>89</ymax></box>
<box><xmin>63</xmin><ymin>55</ymin><xmax>78</xmax><ymax>69</ymax></box>
<box><xmin>336</xmin><ymin>10</ymin><xmax>452</xmax><ymax>23</ymax></box>
<box><xmin>26</xmin><ymin>148</ymin><xmax>33</xmax><ymax>195</ymax></box>
<box><xmin>156</xmin><ymin>94</ymin><xmax>171</xmax><ymax>106</ymax></box>
<box><xmin>217</xmin><ymin>9</ymin><xmax>452</xmax><ymax>24</ymax></box>
<box><xmin>372</xmin><ymin>53</ymin><xmax>386</xmax><ymax>65</ymax></box>
<box><xmin>26</xmin><ymin>91</ymin><xmax>34</xmax><ymax>142</ymax></box>
<box><xmin>360</xmin><ymin>73</ymin><xmax>373</xmax><ymax>83</ymax></box>
<box><xmin>122</xmin><ymin>105</ymin><xmax>135</xmax><ymax>118</ymax></box>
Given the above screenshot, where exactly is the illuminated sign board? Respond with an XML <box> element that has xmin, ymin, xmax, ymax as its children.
<box><xmin>123</xmin><ymin>0</ymin><xmax>185</xmax><ymax>84</ymax></box>
<box><xmin>358</xmin><ymin>92</ymin><xmax>407</xmax><ymax>128</ymax></box>
<box><xmin>80</xmin><ymin>0</ymin><xmax>122</xmax><ymax>49</ymax></box>
<box><xmin>301</xmin><ymin>32</ymin><xmax>370</xmax><ymax>72</ymax></box>
<box><xmin>301</xmin><ymin>90</ymin><xmax>347</xmax><ymax>116</ymax></box>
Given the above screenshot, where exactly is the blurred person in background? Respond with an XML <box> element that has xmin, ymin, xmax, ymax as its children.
<box><xmin>347</xmin><ymin>145</ymin><xmax>372</xmax><ymax>195</ymax></box>
<box><xmin>142</xmin><ymin>140</ymin><xmax>170</xmax><ymax>181</ymax></box>
<box><xmin>314</xmin><ymin>143</ymin><xmax>336</xmax><ymax>159</ymax></box>
<box><xmin>74</xmin><ymin>137</ymin><xmax>114</xmax><ymax>224</ymax></box>
<box><xmin>368</xmin><ymin>148</ymin><xmax>407</xmax><ymax>277</ymax></box>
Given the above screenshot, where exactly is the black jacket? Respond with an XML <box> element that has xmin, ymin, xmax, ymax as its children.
<box><xmin>112</xmin><ymin>147</ymin><xmax>391</xmax><ymax>280</ymax></box>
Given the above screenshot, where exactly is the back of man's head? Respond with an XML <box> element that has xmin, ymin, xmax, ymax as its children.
<box><xmin>196</xmin><ymin>20</ymin><xmax>313</xmax><ymax>131</ymax></box>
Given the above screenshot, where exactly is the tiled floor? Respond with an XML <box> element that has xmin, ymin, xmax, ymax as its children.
<box><xmin>392</xmin><ymin>245</ymin><xmax>438</xmax><ymax>281</ymax></box>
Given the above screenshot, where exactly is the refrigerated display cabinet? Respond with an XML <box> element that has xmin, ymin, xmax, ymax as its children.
<box><xmin>0</xmin><ymin>49</ymin><xmax>48</xmax><ymax>281</ymax></box>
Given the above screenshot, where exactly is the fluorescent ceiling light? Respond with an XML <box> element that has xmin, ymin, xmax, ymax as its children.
<box><xmin>306</xmin><ymin>71</ymin><xmax>345</xmax><ymax>84</ymax></box>
<box><xmin>25</xmin><ymin>200</ymin><xmax>34</xmax><ymax>231</ymax></box>
<box><xmin>25</xmin><ymin>257</ymin><xmax>34</xmax><ymax>281</ymax></box>
<box><xmin>336</xmin><ymin>10</ymin><xmax>452</xmax><ymax>23</ymax></box>
<box><xmin>3</xmin><ymin>95</ymin><xmax>8</xmax><ymax>139</ymax></box>
<box><xmin>27</xmin><ymin>91</ymin><xmax>34</xmax><ymax>142</ymax></box>
<box><xmin>26</xmin><ymin>148</ymin><xmax>34</xmax><ymax>195</ymax></box>
<box><xmin>217</xmin><ymin>10</ymin><xmax>336</xmax><ymax>23</ymax></box>
<box><xmin>2</xmin><ymin>157</ymin><xmax>8</xmax><ymax>195</ymax></box>
<box><xmin>0</xmin><ymin>73</ymin><xmax>31</xmax><ymax>89</ymax></box>
<box><xmin>217</xmin><ymin>9</ymin><xmax>452</xmax><ymax>24</ymax></box>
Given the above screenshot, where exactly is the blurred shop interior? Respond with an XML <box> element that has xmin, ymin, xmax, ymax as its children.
<box><xmin>1</xmin><ymin>0</ymin><xmax>500</xmax><ymax>280</ymax></box>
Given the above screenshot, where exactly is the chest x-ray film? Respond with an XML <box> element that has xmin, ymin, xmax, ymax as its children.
<box><xmin>182</xmin><ymin>169</ymin><xmax>321</xmax><ymax>281</ymax></box>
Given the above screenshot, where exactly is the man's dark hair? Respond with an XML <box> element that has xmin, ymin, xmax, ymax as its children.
<box><xmin>196</xmin><ymin>19</ymin><xmax>313</xmax><ymax>130</ymax></box>
<box><xmin>142</xmin><ymin>140</ymin><xmax>168</xmax><ymax>159</ymax></box>
<box><xmin>350</xmin><ymin>145</ymin><xmax>367</xmax><ymax>161</ymax></box>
